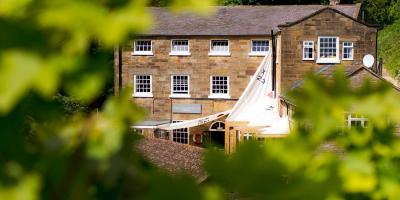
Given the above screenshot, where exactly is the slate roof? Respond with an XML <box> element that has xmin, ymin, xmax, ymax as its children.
<box><xmin>144</xmin><ymin>4</ymin><xmax>361</xmax><ymax>36</ymax></box>
<box><xmin>285</xmin><ymin>65</ymin><xmax>400</xmax><ymax>105</ymax></box>
<box><xmin>290</xmin><ymin>64</ymin><xmax>361</xmax><ymax>89</ymax></box>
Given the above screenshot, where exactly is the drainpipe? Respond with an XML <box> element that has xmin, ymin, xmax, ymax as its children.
<box><xmin>118</xmin><ymin>46</ymin><xmax>123</xmax><ymax>96</ymax></box>
<box><xmin>271</xmin><ymin>30</ymin><xmax>277</xmax><ymax>97</ymax></box>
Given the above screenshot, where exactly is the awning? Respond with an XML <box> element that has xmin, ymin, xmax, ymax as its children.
<box><xmin>157</xmin><ymin>110</ymin><xmax>231</xmax><ymax>130</ymax></box>
<box><xmin>131</xmin><ymin>120</ymin><xmax>171</xmax><ymax>129</ymax></box>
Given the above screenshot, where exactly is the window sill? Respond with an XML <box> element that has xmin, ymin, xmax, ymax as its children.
<box><xmin>208</xmin><ymin>52</ymin><xmax>231</xmax><ymax>57</ymax></box>
<box><xmin>302</xmin><ymin>58</ymin><xmax>315</xmax><ymax>61</ymax></box>
<box><xmin>169</xmin><ymin>52</ymin><xmax>191</xmax><ymax>56</ymax></box>
<box><xmin>342</xmin><ymin>58</ymin><xmax>354</xmax><ymax>61</ymax></box>
<box><xmin>208</xmin><ymin>94</ymin><xmax>231</xmax><ymax>99</ymax></box>
<box><xmin>316</xmin><ymin>58</ymin><xmax>340</xmax><ymax>64</ymax></box>
<box><xmin>169</xmin><ymin>94</ymin><xmax>191</xmax><ymax>98</ymax></box>
<box><xmin>133</xmin><ymin>93</ymin><xmax>153</xmax><ymax>98</ymax></box>
<box><xmin>132</xmin><ymin>52</ymin><xmax>154</xmax><ymax>56</ymax></box>
<box><xmin>248</xmin><ymin>52</ymin><xmax>268</xmax><ymax>57</ymax></box>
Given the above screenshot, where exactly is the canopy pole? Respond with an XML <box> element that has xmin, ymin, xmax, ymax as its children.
<box><xmin>225</xmin><ymin>123</ymin><xmax>230</xmax><ymax>154</ymax></box>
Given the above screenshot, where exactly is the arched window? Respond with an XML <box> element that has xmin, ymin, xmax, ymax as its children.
<box><xmin>209</xmin><ymin>121</ymin><xmax>225</xmax><ymax>131</ymax></box>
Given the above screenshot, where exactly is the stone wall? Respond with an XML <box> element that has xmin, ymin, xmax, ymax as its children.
<box><xmin>279</xmin><ymin>9</ymin><xmax>377</xmax><ymax>91</ymax></box>
<box><xmin>118</xmin><ymin>36</ymin><xmax>268</xmax><ymax>121</ymax></box>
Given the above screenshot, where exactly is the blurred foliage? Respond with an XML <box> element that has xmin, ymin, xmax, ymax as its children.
<box><xmin>2</xmin><ymin>0</ymin><xmax>400</xmax><ymax>199</ymax></box>
<box><xmin>53</xmin><ymin>94</ymin><xmax>89</xmax><ymax>115</ymax></box>
<box><xmin>0</xmin><ymin>0</ymin><xmax>216</xmax><ymax>199</ymax></box>
<box><xmin>205</xmin><ymin>70</ymin><xmax>400</xmax><ymax>199</ymax></box>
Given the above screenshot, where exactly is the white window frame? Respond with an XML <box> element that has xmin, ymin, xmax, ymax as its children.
<box><xmin>302</xmin><ymin>41</ymin><xmax>314</xmax><ymax>60</ymax></box>
<box><xmin>249</xmin><ymin>39</ymin><xmax>270</xmax><ymax>56</ymax></box>
<box><xmin>346</xmin><ymin>113</ymin><xmax>368</xmax><ymax>128</ymax></box>
<box><xmin>208</xmin><ymin>40</ymin><xmax>230</xmax><ymax>56</ymax></box>
<box><xmin>317</xmin><ymin>36</ymin><xmax>340</xmax><ymax>64</ymax></box>
<box><xmin>172</xmin><ymin>120</ymin><xmax>189</xmax><ymax>144</ymax></box>
<box><xmin>342</xmin><ymin>42</ymin><xmax>354</xmax><ymax>60</ymax></box>
<box><xmin>132</xmin><ymin>40</ymin><xmax>153</xmax><ymax>56</ymax></box>
<box><xmin>208</xmin><ymin>76</ymin><xmax>230</xmax><ymax>99</ymax></box>
<box><xmin>169</xmin><ymin>39</ymin><xmax>190</xmax><ymax>56</ymax></box>
<box><xmin>209</xmin><ymin>121</ymin><xmax>226</xmax><ymax>131</ymax></box>
<box><xmin>133</xmin><ymin>75</ymin><xmax>153</xmax><ymax>98</ymax></box>
<box><xmin>243</xmin><ymin>133</ymin><xmax>253</xmax><ymax>141</ymax></box>
<box><xmin>169</xmin><ymin>75</ymin><xmax>191</xmax><ymax>98</ymax></box>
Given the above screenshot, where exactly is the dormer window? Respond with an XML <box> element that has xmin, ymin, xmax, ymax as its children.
<box><xmin>249</xmin><ymin>40</ymin><xmax>269</xmax><ymax>56</ymax></box>
<box><xmin>133</xmin><ymin>40</ymin><xmax>153</xmax><ymax>56</ymax></box>
<box><xmin>317</xmin><ymin>36</ymin><xmax>339</xmax><ymax>63</ymax></box>
<box><xmin>170</xmin><ymin>40</ymin><xmax>190</xmax><ymax>56</ymax></box>
<box><xmin>209</xmin><ymin>40</ymin><xmax>230</xmax><ymax>56</ymax></box>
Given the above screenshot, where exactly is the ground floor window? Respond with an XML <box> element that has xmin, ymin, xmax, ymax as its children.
<box><xmin>243</xmin><ymin>133</ymin><xmax>253</xmax><ymax>141</ymax></box>
<box><xmin>172</xmin><ymin>121</ymin><xmax>189</xmax><ymax>144</ymax></box>
<box><xmin>346</xmin><ymin>113</ymin><xmax>368</xmax><ymax>128</ymax></box>
<box><xmin>132</xmin><ymin>128</ymin><xmax>143</xmax><ymax>135</ymax></box>
<box><xmin>154</xmin><ymin>129</ymin><xmax>170</xmax><ymax>140</ymax></box>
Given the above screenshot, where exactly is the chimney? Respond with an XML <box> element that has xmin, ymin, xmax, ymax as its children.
<box><xmin>329</xmin><ymin>0</ymin><xmax>340</xmax><ymax>5</ymax></box>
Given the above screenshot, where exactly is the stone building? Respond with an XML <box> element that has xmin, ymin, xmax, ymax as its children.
<box><xmin>115</xmin><ymin>2</ymin><xmax>383</xmax><ymax>148</ymax></box>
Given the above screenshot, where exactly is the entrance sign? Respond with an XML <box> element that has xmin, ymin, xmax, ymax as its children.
<box><xmin>172</xmin><ymin>104</ymin><xmax>202</xmax><ymax>114</ymax></box>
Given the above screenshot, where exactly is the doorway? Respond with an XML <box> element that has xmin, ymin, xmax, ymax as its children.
<box><xmin>208</xmin><ymin>121</ymin><xmax>225</xmax><ymax>148</ymax></box>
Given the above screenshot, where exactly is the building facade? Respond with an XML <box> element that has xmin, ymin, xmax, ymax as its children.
<box><xmin>115</xmin><ymin>3</ymin><xmax>380</xmax><ymax>147</ymax></box>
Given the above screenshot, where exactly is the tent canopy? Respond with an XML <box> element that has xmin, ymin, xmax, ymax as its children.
<box><xmin>226</xmin><ymin>52</ymin><xmax>290</xmax><ymax>136</ymax></box>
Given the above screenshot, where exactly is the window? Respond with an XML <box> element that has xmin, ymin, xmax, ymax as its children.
<box><xmin>209</xmin><ymin>76</ymin><xmax>230</xmax><ymax>99</ymax></box>
<box><xmin>249</xmin><ymin>40</ymin><xmax>269</xmax><ymax>56</ymax></box>
<box><xmin>317</xmin><ymin>36</ymin><xmax>339</xmax><ymax>63</ymax></box>
<box><xmin>243</xmin><ymin>133</ymin><xmax>253</xmax><ymax>141</ymax></box>
<box><xmin>154</xmin><ymin>129</ymin><xmax>169</xmax><ymax>140</ymax></box>
<box><xmin>170</xmin><ymin>75</ymin><xmax>190</xmax><ymax>98</ymax></box>
<box><xmin>209</xmin><ymin>121</ymin><xmax>225</xmax><ymax>131</ymax></box>
<box><xmin>172</xmin><ymin>121</ymin><xmax>189</xmax><ymax>144</ymax></box>
<box><xmin>133</xmin><ymin>75</ymin><xmax>153</xmax><ymax>97</ymax></box>
<box><xmin>209</xmin><ymin>40</ymin><xmax>230</xmax><ymax>56</ymax></box>
<box><xmin>133</xmin><ymin>40</ymin><xmax>153</xmax><ymax>55</ymax></box>
<box><xmin>346</xmin><ymin>113</ymin><xmax>368</xmax><ymax>128</ymax></box>
<box><xmin>170</xmin><ymin>40</ymin><xmax>190</xmax><ymax>56</ymax></box>
<box><xmin>303</xmin><ymin>41</ymin><xmax>314</xmax><ymax>60</ymax></box>
<box><xmin>342</xmin><ymin>42</ymin><xmax>354</xmax><ymax>60</ymax></box>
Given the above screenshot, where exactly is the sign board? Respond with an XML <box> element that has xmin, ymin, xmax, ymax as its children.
<box><xmin>172</xmin><ymin>104</ymin><xmax>202</xmax><ymax>114</ymax></box>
